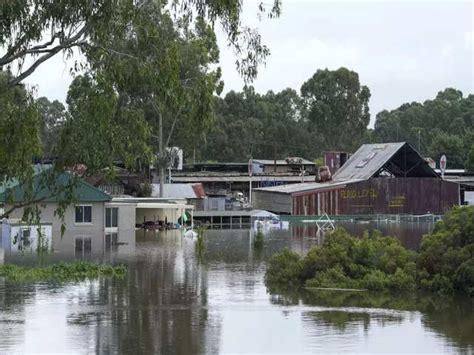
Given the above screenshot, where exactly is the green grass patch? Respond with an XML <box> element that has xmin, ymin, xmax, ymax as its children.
<box><xmin>0</xmin><ymin>261</ymin><xmax>127</xmax><ymax>282</ymax></box>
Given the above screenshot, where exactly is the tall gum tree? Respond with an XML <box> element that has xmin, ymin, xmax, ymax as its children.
<box><xmin>301</xmin><ymin>67</ymin><xmax>371</xmax><ymax>152</ymax></box>
<box><xmin>0</xmin><ymin>0</ymin><xmax>281</xmax><ymax>215</ymax></box>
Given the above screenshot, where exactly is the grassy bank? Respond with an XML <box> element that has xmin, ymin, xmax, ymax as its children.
<box><xmin>266</xmin><ymin>206</ymin><xmax>474</xmax><ymax>296</ymax></box>
<box><xmin>0</xmin><ymin>261</ymin><xmax>127</xmax><ymax>282</ymax></box>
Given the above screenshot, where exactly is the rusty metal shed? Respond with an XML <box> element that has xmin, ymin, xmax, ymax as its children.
<box><xmin>253</xmin><ymin>142</ymin><xmax>459</xmax><ymax>216</ymax></box>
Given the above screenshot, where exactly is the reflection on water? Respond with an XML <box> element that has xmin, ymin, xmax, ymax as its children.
<box><xmin>291</xmin><ymin>220</ymin><xmax>436</xmax><ymax>250</ymax></box>
<box><xmin>0</xmin><ymin>226</ymin><xmax>472</xmax><ymax>353</ymax></box>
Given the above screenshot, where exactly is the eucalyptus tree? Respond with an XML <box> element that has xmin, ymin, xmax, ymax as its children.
<box><xmin>81</xmin><ymin>1</ymin><xmax>226</xmax><ymax>195</ymax></box>
<box><xmin>0</xmin><ymin>0</ymin><xmax>281</xmax><ymax>85</ymax></box>
<box><xmin>37</xmin><ymin>97</ymin><xmax>69</xmax><ymax>159</ymax></box>
<box><xmin>0</xmin><ymin>0</ymin><xmax>281</xmax><ymax>212</ymax></box>
<box><xmin>301</xmin><ymin>67</ymin><xmax>371</xmax><ymax>152</ymax></box>
<box><xmin>373</xmin><ymin>89</ymin><xmax>474</xmax><ymax>168</ymax></box>
<box><xmin>0</xmin><ymin>71</ymin><xmax>41</xmax><ymax>183</ymax></box>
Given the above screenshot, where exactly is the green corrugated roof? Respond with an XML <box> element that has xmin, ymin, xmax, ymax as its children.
<box><xmin>0</xmin><ymin>166</ymin><xmax>111</xmax><ymax>203</ymax></box>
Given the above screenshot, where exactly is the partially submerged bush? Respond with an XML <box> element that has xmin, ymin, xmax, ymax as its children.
<box><xmin>266</xmin><ymin>206</ymin><xmax>474</xmax><ymax>296</ymax></box>
<box><xmin>417</xmin><ymin>206</ymin><xmax>474</xmax><ymax>295</ymax></box>
<box><xmin>265</xmin><ymin>248</ymin><xmax>302</xmax><ymax>290</ymax></box>
<box><xmin>0</xmin><ymin>261</ymin><xmax>127</xmax><ymax>282</ymax></box>
<box><xmin>265</xmin><ymin>228</ymin><xmax>416</xmax><ymax>291</ymax></box>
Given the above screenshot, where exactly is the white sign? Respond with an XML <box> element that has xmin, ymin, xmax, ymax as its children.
<box><xmin>248</xmin><ymin>158</ymin><xmax>253</xmax><ymax>177</ymax></box>
<box><xmin>440</xmin><ymin>155</ymin><xmax>447</xmax><ymax>177</ymax></box>
<box><xmin>465</xmin><ymin>192</ymin><xmax>474</xmax><ymax>205</ymax></box>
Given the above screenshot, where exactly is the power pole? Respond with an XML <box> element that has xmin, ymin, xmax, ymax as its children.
<box><xmin>273</xmin><ymin>143</ymin><xmax>277</xmax><ymax>173</ymax></box>
<box><xmin>159</xmin><ymin>110</ymin><xmax>164</xmax><ymax>198</ymax></box>
<box><xmin>418</xmin><ymin>130</ymin><xmax>421</xmax><ymax>154</ymax></box>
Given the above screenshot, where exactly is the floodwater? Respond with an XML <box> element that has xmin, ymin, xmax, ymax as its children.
<box><xmin>0</xmin><ymin>223</ymin><xmax>473</xmax><ymax>354</ymax></box>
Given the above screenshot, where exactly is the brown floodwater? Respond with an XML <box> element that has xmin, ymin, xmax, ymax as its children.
<box><xmin>0</xmin><ymin>223</ymin><xmax>473</xmax><ymax>354</ymax></box>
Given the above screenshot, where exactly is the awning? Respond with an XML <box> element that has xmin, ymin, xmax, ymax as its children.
<box><xmin>136</xmin><ymin>202</ymin><xmax>194</xmax><ymax>209</ymax></box>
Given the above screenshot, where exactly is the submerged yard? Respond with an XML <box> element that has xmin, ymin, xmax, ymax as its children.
<box><xmin>0</xmin><ymin>223</ymin><xmax>472</xmax><ymax>353</ymax></box>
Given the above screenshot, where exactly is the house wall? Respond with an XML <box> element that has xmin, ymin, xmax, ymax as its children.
<box><xmin>204</xmin><ymin>197</ymin><xmax>226</xmax><ymax>211</ymax></box>
<box><xmin>292</xmin><ymin>178</ymin><xmax>459</xmax><ymax>216</ymax></box>
<box><xmin>105</xmin><ymin>203</ymin><xmax>136</xmax><ymax>231</ymax></box>
<box><xmin>253</xmin><ymin>190</ymin><xmax>292</xmax><ymax>214</ymax></box>
<box><xmin>7</xmin><ymin>201</ymin><xmax>106</xmax><ymax>253</ymax></box>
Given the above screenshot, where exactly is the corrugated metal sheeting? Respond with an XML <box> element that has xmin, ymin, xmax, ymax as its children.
<box><xmin>293</xmin><ymin>178</ymin><xmax>458</xmax><ymax>215</ymax></box>
<box><xmin>253</xmin><ymin>142</ymin><xmax>460</xmax><ymax>216</ymax></box>
<box><xmin>333</xmin><ymin>142</ymin><xmax>437</xmax><ymax>180</ymax></box>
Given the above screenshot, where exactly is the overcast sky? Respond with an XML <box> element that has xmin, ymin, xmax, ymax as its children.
<box><xmin>24</xmin><ymin>0</ymin><xmax>473</xmax><ymax>126</ymax></box>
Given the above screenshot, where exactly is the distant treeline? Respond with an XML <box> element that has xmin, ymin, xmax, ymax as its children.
<box><xmin>171</xmin><ymin>68</ymin><xmax>474</xmax><ymax>170</ymax></box>
<box><xmin>36</xmin><ymin>67</ymin><xmax>474</xmax><ymax>170</ymax></box>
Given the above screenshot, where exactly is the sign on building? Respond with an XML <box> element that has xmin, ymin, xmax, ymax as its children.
<box><xmin>440</xmin><ymin>154</ymin><xmax>447</xmax><ymax>178</ymax></box>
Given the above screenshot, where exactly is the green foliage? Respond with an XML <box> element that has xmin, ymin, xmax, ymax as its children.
<box><xmin>36</xmin><ymin>97</ymin><xmax>68</xmax><ymax>159</ymax></box>
<box><xmin>195</xmin><ymin>225</ymin><xmax>206</xmax><ymax>260</ymax></box>
<box><xmin>314</xmin><ymin>157</ymin><xmax>324</xmax><ymax>168</ymax></box>
<box><xmin>198</xmin><ymin>86</ymin><xmax>318</xmax><ymax>161</ymax></box>
<box><xmin>465</xmin><ymin>145</ymin><xmax>474</xmax><ymax>173</ymax></box>
<box><xmin>264</xmin><ymin>248</ymin><xmax>303</xmax><ymax>290</ymax></box>
<box><xmin>266</xmin><ymin>229</ymin><xmax>417</xmax><ymax>292</ymax></box>
<box><xmin>0</xmin><ymin>262</ymin><xmax>127</xmax><ymax>282</ymax></box>
<box><xmin>0</xmin><ymin>0</ymin><xmax>280</xmax><ymax>218</ymax></box>
<box><xmin>196</xmin><ymin>68</ymin><xmax>371</xmax><ymax>162</ymax></box>
<box><xmin>417</xmin><ymin>206</ymin><xmax>474</xmax><ymax>295</ymax></box>
<box><xmin>301</xmin><ymin>67</ymin><xmax>371</xmax><ymax>151</ymax></box>
<box><xmin>137</xmin><ymin>182</ymin><xmax>152</xmax><ymax>197</ymax></box>
<box><xmin>267</xmin><ymin>207</ymin><xmax>474</xmax><ymax>296</ymax></box>
<box><xmin>373</xmin><ymin>89</ymin><xmax>474</xmax><ymax>168</ymax></box>
<box><xmin>1</xmin><ymin>0</ymin><xmax>280</xmax><ymax>84</ymax></box>
<box><xmin>0</xmin><ymin>71</ymin><xmax>41</xmax><ymax>182</ymax></box>
<box><xmin>253</xmin><ymin>229</ymin><xmax>265</xmax><ymax>250</ymax></box>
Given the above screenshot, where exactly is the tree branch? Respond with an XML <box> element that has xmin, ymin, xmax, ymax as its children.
<box><xmin>6</xmin><ymin>27</ymin><xmax>87</xmax><ymax>85</ymax></box>
<box><xmin>1</xmin><ymin>195</ymin><xmax>50</xmax><ymax>219</ymax></box>
<box><xmin>1</xmin><ymin>33</ymin><xmax>60</xmax><ymax>66</ymax></box>
<box><xmin>165</xmin><ymin>106</ymin><xmax>184</xmax><ymax>148</ymax></box>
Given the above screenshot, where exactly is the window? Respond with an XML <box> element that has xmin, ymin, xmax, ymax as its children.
<box><xmin>21</xmin><ymin>228</ymin><xmax>31</xmax><ymax>247</ymax></box>
<box><xmin>105</xmin><ymin>232</ymin><xmax>118</xmax><ymax>252</ymax></box>
<box><xmin>75</xmin><ymin>205</ymin><xmax>92</xmax><ymax>223</ymax></box>
<box><xmin>105</xmin><ymin>207</ymin><xmax>118</xmax><ymax>228</ymax></box>
<box><xmin>75</xmin><ymin>236</ymin><xmax>92</xmax><ymax>257</ymax></box>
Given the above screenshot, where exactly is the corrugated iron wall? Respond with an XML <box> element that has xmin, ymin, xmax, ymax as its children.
<box><xmin>293</xmin><ymin>178</ymin><xmax>458</xmax><ymax>215</ymax></box>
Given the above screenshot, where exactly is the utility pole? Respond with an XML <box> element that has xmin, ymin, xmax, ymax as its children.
<box><xmin>273</xmin><ymin>143</ymin><xmax>277</xmax><ymax>173</ymax></box>
<box><xmin>159</xmin><ymin>110</ymin><xmax>164</xmax><ymax>198</ymax></box>
<box><xmin>418</xmin><ymin>130</ymin><xmax>421</xmax><ymax>154</ymax></box>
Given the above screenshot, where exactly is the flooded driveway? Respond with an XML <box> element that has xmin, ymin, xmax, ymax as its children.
<box><xmin>0</xmin><ymin>226</ymin><xmax>472</xmax><ymax>353</ymax></box>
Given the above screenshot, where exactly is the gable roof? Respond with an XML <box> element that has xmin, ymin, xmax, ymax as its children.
<box><xmin>333</xmin><ymin>142</ymin><xmax>438</xmax><ymax>181</ymax></box>
<box><xmin>0</xmin><ymin>166</ymin><xmax>111</xmax><ymax>204</ymax></box>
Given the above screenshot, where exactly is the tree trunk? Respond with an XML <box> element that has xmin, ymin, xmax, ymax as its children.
<box><xmin>159</xmin><ymin>110</ymin><xmax>164</xmax><ymax>198</ymax></box>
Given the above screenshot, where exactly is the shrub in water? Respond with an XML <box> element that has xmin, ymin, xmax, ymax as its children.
<box><xmin>266</xmin><ymin>228</ymin><xmax>417</xmax><ymax>291</ymax></box>
<box><xmin>417</xmin><ymin>206</ymin><xmax>474</xmax><ymax>295</ymax></box>
<box><xmin>264</xmin><ymin>248</ymin><xmax>302</xmax><ymax>289</ymax></box>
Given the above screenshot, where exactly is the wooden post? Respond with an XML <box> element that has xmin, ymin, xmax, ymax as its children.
<box><xmin>273</xmin><ymin>143</ymin><xmax>277</xmax><ymax>173</ymax></box>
